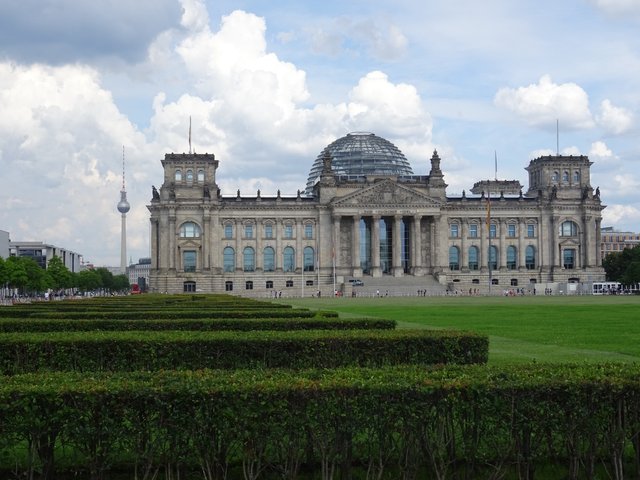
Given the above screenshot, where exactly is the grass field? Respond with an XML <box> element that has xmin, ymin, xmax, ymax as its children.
<box><xmin>282</xmin><ymin>294</ymin><xmax>640</xmax><ymax>365</ymax></box>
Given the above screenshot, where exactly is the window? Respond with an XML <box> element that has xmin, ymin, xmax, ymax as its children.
<box><xmin>197</xmin><ymin>169</ymin><xmax>205</xmax><ymax>182</ymax></box>
<box><xmin>449</xmin><ymin>246</ymin><xmax>460</xmax><ymax>271</ymax></box>
<box><xmin>175</xmin><ymin>169</ymin><xmax>182</xmax><ymax>181</ymax></box>
<box><xmin>284</xmin><ymin>224</ymin><xmax>293</xmax><ymax>239</ymax></box>
<box><xmin>489</xmin><ymin>246</ymin><xmax>498</xmax><ymax>270</ymax></box>
<box><xmin>245</xmin><ymin>281</ymin><xmax>253</xmax><ymax>290</ymax></box>
<box><xmin>183</xmin><ymin>250</ymin><xmax>196</xmax><ymax>272</ymax></box>
<box><xmin>573</xmin><ymin>171</ymin><xmax>580</xmax><ymax>182</ymax></box>
<box><xmin>180</xmin><ymin>222</ymin><xmax>201</xmax><ymax>238</ymax></box>
<box><xmin>305</xmin><ymin>224</ymin><xmax>313</xmax><ymax>239</ymax></box>
<box><xmin>266</xmin><ymin>280</ymin><xmax>273</xmax><ymax>289</ymax></box>
<box><xmin>511</xmin><ymin>279</ymin><xmax>518</xmax><ymax>287</ymax></box>
<box><xmin>283</xmin><ymin>246</ymin><xmax>295</xmax><ymax>272</ymax></box>
<box><xmin>472</xmin><ymin>278</ymin><xmax>480</xmax><ymax>284</ymax></box>
<box><xmin>450</xmin><ymin>223</ymin><xmax>459</xmax><ymax>238</ymax></box>
<box><xmin>286</xmin><ymin>280</ymin><xmax>294</xmax><ymax>288</ymax></box>
<box><xmin>245</xmin><ymin>224</ymin><xmax>253</xmax><ymax>239</ymax></box>
<box><xmin>560</xmin><ymin>221</ymin><xmax>578</xmax><ymax>237</ymax></box>
<box><xmin>491</xmin><ymin>278</ymin><xmax>499</xmax><ymax>285</ymax></box>
<box><xmin>508</xmin><ymin>224</ymin><xmax>516</xmax><ymax>238</ymax></box>
<box><xmin>562</xmin><ymin>171</ymin><xmax>569</xmax><ymax>183</ymax></box>
<box><xmin>243</xmin><ymin>247</ymin><xmax>255</xmax><ymax>272</ymax></box>
<box><xmin>223</xmin><ymin>247</ymin><xmax>235</xmax><ymax>272</ymax></box>
<box><xmin>563</xmin><ymin>248</ymin><xmax>576</xmax><ymax>269</ymax></box>
<box><xmin>186</xmin><ymin>169</ymin><xmax>194</xmax><ymax>182</ymax></box>
<box><xmin>183</xmin><ymin>281</ymin><xmax>196</xmax><ymax>292</ymax></box>
<box><xmin>225</xmin><ymin>281</ymin><xmax>233</xmax><ymax>291</ymax></box>
<box><xmin>507</xmin><ymin>246</ymin><xmax>517</xmax><ymax>270</ymax></box>
<box><xmin>527</xmin><ymin>224</ymin><xmax>535</xmax><ymax>238</ymax></box>
<box><xmin>552</xmin><ymin>171</ymin><xmax>559</xmax><ymax>182</ymax></box>
<box><xmin>263</xmin><ymin>247</ymin><xmax>275</xmax><ymax>272</ymax></box>
<box><xmin>224</xmin><ymin>224</ymin><xmax>233</xmax><ymax>239</ymax></box>
<box><xmin>303</xmin><ymin>246</ymin><xmax>314</xmax><ymax>272</ymax></box>
<box><xmin>489</xmin><ymin>224</ymin><xmax>497</xmax><ymax>238</ymax></box>
<box><xmin>525</xmin><ymin>245</ymin><xmax>536</xmax><ymax>270</ymax></box>
<box><xmin>469</xmin><ymin>224</ymin><xmax>478</xmax><ymax>238</ymax></box>
<box><xmin>265</xmin><ymin>224</ymin><xmax>273</xmax><ymax>239</ymax></box>
<box><xmin>468</xmin><ymin>246</ymin><xmax>479</xmax><ymax>271</ymax></box>
<box><xmin>306</xmin><ymin>280</ymin><xmax>314</xmax><ymax>286</ymax></box>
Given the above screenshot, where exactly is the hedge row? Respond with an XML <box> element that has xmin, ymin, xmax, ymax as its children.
<box><xmin>1</xmin><ymin>364</ymin><xmax>639</xmax><ymax>480</ymax></box>
<box><xmin>0</xmin><ymin>329</ymin><xmax>487</xmax><ymax>374</ymax></box>
<box><xmin>0</xmin><ymin>317</ymin><xmax>395</xmax><ymax>333</ymax></box>
<box><xmin>0</xmin><ymin>308</ymin><xmax>329</xmax><ymax>320</ymax></box>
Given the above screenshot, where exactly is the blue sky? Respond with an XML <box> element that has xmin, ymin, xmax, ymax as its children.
<box><xmin>0</xmin><ymin>0</ymin><xmax>639</xmax><ymax>266</ymax></box>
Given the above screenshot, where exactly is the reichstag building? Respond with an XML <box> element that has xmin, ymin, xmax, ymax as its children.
<box><xmin>148</xmin><ymin>132</ymin><xmax>605</xmax><ymax>295</ymax></box>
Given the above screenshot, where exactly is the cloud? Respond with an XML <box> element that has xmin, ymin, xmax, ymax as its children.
<box><xmin>307</xmin><ymin>17</ymin><xmax>408</xmax><ymax>61</ymax></box>
<box><xmin>596</xmin><ymin>99</ymin><xmax>633</xmax><ymax>134</ymax></box>
<box><xmin>494</xmin><ymin>75</ymin><xmax>595</xmax><ymax>130</ymax></box>
<box><xmin>589</xmin><ymin>0</ymin><xmax>640</xmax><ymax>18</ymax></box>
<box><xmin>0</xmin><ymin>0</ymin><xmax>181</xmax><ymax>65</ymax></box>
<box><xmin>602</xmin><ymin>204</ymin><xmax>640</xmax><ymax>228</ymax></box>
<box><xmin>589</xmin><ymin>140</ymin><xmax>615</xmax><ymax>161</ymax></box>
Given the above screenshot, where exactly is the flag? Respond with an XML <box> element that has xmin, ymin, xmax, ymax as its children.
<box><xmin>188</xmin><ymin>116</ymin><xmax>192</xmax><ymax>153</ymax></box>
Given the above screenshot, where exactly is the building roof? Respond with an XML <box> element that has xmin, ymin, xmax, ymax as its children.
<box><xmin>305</xmin><ymin>132</ymin><xmax>414</xmax><ymax>194</ymax></box>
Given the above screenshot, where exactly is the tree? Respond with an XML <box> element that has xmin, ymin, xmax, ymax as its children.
<box><xmin>112</xmin><ymin>274</ymin><xmax>130</xmax><ymax>292</ymax></box>
<box><xmin>603</xmin><ymin>245</ymin><xmax>640</xmax><ymax>283</ymax></box>
<box><xmin>6</xmin><ymin>257</ymin><xmax>29</xmax><ymax>292</ymax></box>
<box><xmin>47</xmin><ymin>255</ymin><xmax>73</xmax><ymax>290</ymax></box>
<box><xmin>76</xmin><ymin>269</ymin><xmax>102</xmax><ymax>293</ymax></box>
<box><xmin>95</xmin><ymin>267</ymin><xmax>115</xmax><ymax>292</ymax></box>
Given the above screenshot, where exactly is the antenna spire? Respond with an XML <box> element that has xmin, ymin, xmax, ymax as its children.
<box><xmin>121</xmin><ymin>145</ymin><xmax>126</xmax><ymax>190</ymax></box>
<box><xmin>494</xmin><ymin>150</ymin><xmax>498</xmax><ymax>181</ymax></box>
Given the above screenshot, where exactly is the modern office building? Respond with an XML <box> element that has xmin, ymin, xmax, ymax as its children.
<box><xmin>127</xmin><ymin>257</ymin><xmax>151</xmax><ymax>291</ymax></box>
<box><xmin>9</xmin><ymin>241</ymin><xmax>84</xmax><ymax>272</ymax></box>
<box><xmin>148</xmin><ymin>132</ymin><xmax>606</xmax><ymax>295</ymax></box>
<box><xmin>600</xmin><ymin>227</ymin><xmax>640</xmax><ymax>259</ymax></box>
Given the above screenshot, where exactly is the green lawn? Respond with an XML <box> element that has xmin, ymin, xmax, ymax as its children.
<box><xmin>281</xmin><ymin>295</ymin><xmax>640</xmax><ymax>365</ymax></box>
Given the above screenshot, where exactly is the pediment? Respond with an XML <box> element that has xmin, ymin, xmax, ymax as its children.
<box><xmin>332</xmin><ymin>180</ymin><xmax>442</xmax><ymax>208</ymax></box>
<box><xmin>559</xmin><ymin>237</ymin><xmax>581</xmax><ymax>247</ymax></box>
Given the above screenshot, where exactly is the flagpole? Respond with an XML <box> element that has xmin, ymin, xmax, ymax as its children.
<box><xmin>189</xmin><ymin>116</ymin><xmax>192</xmax><ymax>154</ymax></box>
<box><xmin>487</xmin><ymin>190</ymin><xmax>492</xmax><ymax>294</ymax></box>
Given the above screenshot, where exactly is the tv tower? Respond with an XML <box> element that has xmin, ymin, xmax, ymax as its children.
<box><xmin>117</xmin><ymin>146</ymin><xmax>130</xmax><ymax>274</ymax></box>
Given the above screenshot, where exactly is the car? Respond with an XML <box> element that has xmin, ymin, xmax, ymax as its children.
<box><xmin>348</xmin><ymin>279</ymin><xmax>364</xmax><ymax>286</ymax></box>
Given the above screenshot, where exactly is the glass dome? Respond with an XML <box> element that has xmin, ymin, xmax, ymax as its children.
<box><xmin>305</xmin><ymin>132</ymin><xmax>413</xmax><ymax>194</ymax></box>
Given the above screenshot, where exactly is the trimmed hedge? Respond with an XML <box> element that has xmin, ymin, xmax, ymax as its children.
<box><xmin>0</xmin><ymin>308</ymin><xmax>329</xmax><ymax>319</ymax></box>
<box><xmin>1</xmin><ymin>364</ymin><xmax>639</xmax><ymax>479</ymax></box>
<box><xmin>0</xmin><ymin>329</ymin><xmax>487</xmax><ymax>374</ymax></box>
<box><xmin>0</xmin><ymin>317</ymin><xmax>396</xmax><ymax>333</ymax></box>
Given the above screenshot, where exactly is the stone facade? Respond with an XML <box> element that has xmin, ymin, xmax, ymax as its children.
<box><xmin>148</xmin><ymin>149</ymin><xmax>605</xmax><ymax>295</ymax></box>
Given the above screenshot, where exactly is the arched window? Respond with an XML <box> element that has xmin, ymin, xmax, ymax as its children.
<box><xmin>560</xmin><ymin>220</ymin><xmax>578</xmax><ymax>237</ymax></box>
<box><xmin>283</xmin><ymin>246</ymin><xmax>295</xmax><ymax>272</ymax></box>
<box><xmin>197</xmin><ymin>169</ymin><xmax>205</xmax><ymax>182</ymax></box>
<box><xmin>223</xmin><ymin>247</ymin><xmax>235</xmax><ymax>272</ymax></box>
<box><xmin>179</xmin><ymin>222</ymin><xmax>201</xmax><ymax>238</ymax></box>
<box><xmin>186</xmin><ymin>169</ymin><xmax>194</xmax><ymax>182</ymax></box>
<box><xmin>449</xmin><ymin>246</ymin><xmax>460</xmax><ymax>271</ymax></box>
<box><xmin>263</xmin><ymin>247</ymin><xmax>275</xmax><ymax>272</ymax></box>
<box><xmin>243</xmin><ymin>247</ymin><xmax>255</xmax><ymax>272</ymax></box>
<box><xmin>562</xmin><ymin>171</ymin><xmax>569</xmax><ymax>183</ymax></box>
<box><xmin>507</xmin><ymin>246</ymin><xmax>517</xmax><ymax>270</ymax></box>
<box><xmin>468</xmin><ymin>246</ymin><xmax>479</xmax><ymax>270</ymax></box>
<box><xmin>552</xmin><ymin>171</ymin><xmax>559</xmax><ymax>182</ymax></box>
<box><xmin>573</xmin><ymin>170</ymin><xmax>580</xmax><ymax>182</ymax></box>
<box><xmin>303</xmin><ymin>246</ymin><xmax>314</xmax><ymax>272</ymax></box>
<box><xmin>175</xmin><ymin>169</ymin><xmax>182</xmax><ymax>181</ymax></box>
<box><xmin>489</xmin><ymin>245</ymin><xmax>498</xmax><ymax>270</ymax></box>
<box><xmin>525</xmin><ymin>245</ymin><xmax>536</xmax><ymax>270</ymax></box>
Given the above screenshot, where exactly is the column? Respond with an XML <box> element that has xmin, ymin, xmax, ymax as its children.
<box><xmin>275</xmin><ymin>218</ymin><xmax>282</xmax><ymax>271</ymax></box>
<box><xmin>518</xmin><ymin>218</ymin><xmax>525</xmax><ymax>271</ymax></box>
<box><xmin>460</xmin><ymin>219</ymin><xmax>467</xmax><ymax>271</ymax></box>
<box><xmin>256</xmin><ymin>220</ymin><xmax>264</xmax><ymax>272</ymax></box>
<box><xmin>352</xmin><ymin>215</ymin><xmax>361</xmax><ymax>276</ymax></box>
<box><xmin>235</xmin><ymin>219</ymin><xmax>242</xmax><ymax>271</ymax></box>
<box><xmin>168</xmin><ymin>211</ymin><xmax>176</xmax><ymax>270</ymax></box>
<box><xmin>202</xmin><ymin>208</ymin><xmax>210</xmax><ymax>270</ymax></box>
<box><xmin>296</xmin><ymin>219</ymin><xmax>303</xmax><ymax>272</ymax></box>
<box><xmin>480</xmin><ymin>217</ymin><xmax>487</xmax><ymax>272</ymax></box>
<box><xmin>595</xmin><ymin>219</ymin><xmax>602</xmax><ymax>267</ymax></box>
<box><xmin>412</xmin><ymin>215</ymin><xmax>422</xmax><ymax>274</ymax></box>
<box><xmin>499</xmin><ymin>218</ymin><xmax>506</xmax><ymax>271</ymax></box>
<box><xmin>393</xmin><ymin>214</ymin><xmax>403</xmax><ymax>276</ymax></box>
<box><xmin>371</xmin><ymin>215</ymin><xmax>381</xmax><ymax>277</ymax></box>
<box><xmin>332</xmin><ymin>215</ymin><xmax>341</xmax><ymax>270</ymax></box>
<box><xmin>429</xmin><ymin>216</ymin><xmax>438</xmax><ymax>272</ymax></box>
<box><xmin>549</xmin><ymin>216</ymin><xmax>558</xmax><ymax>269</ymax></box>
<box><xmin>150</xmin><ymin>216</ymin><xmax>159</xmax><ymax>270</ymax></box>
<box><xmin>582</xmin><ymin>215</ymin><xmax>592</xmax><ymax>268</ymax></box>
